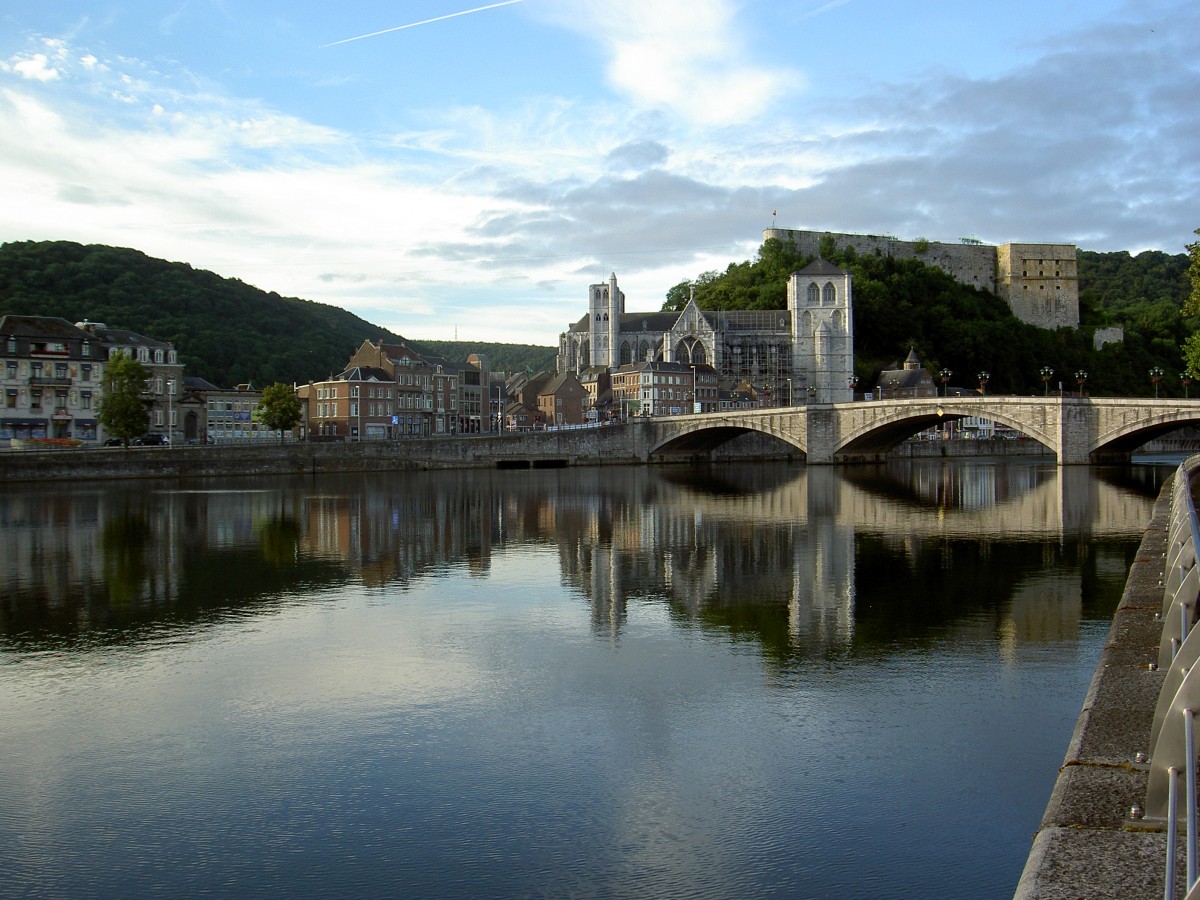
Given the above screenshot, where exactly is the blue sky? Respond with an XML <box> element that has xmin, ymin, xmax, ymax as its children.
<box><xmin>2</xmin><ymin>1</ymin><xmax>1197</xmax><ymax>347</ymax></box>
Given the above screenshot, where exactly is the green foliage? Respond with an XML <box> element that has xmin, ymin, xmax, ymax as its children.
<box><xmin>256</xmin><ymin>382</ymin><xmax>303</xmax><ymax>441</ymax></box>
<box><xmin>1187</xmin><ymin>229</ymin><xmax>1200</xmax><ymax>318</ymax></box>
<box><xmin>0</xmin><ymin>240</ymin><xmax>407</xmax><ymax>387</ymax></box>
<box><xmin>662</xmin><ymin>239</ymin><xmax>1194</xmax><ymax>397</ymax></box>
<box><xmin>98</xmin><ymin>352</ymin><xmax>150</xmax><ymax>443</ymax></box>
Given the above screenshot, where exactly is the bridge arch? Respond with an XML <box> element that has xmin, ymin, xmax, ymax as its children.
<box><xmin>1091</xmin><ymin>405</ymin><xmax>1200</xmax><ymax>459</ymax></box>
<box><xmin>645</xmin><ymin>413</ymin><xmax>808</xmax><ymax>460</ymax></box>
<box><xmin>832</xmin><ymin>398</ymin><xmax>1058</xmax><ymax>459</ymax></box>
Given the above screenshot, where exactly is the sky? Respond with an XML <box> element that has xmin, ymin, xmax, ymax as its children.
<box><xmin>1</xmin><ymin>1</ymin><xmax>1198</xmax><ymax>348</ymax></box>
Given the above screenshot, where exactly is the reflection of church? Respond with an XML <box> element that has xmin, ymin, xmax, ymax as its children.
<box><xmin>557</xmin><ymin>260</ymin><xmax>855</xmax><ymax>403</ymax></box>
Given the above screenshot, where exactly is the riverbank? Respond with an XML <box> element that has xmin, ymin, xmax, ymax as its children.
<box><xmin>0</xmin><ymin>434</ymin><xmax>1056</xmax><ymax>483</ymax></box>
<box><xmin>1015</xmin><ymin>456</ymin><xmax>1197</xmax><ymax>897</ymax></box>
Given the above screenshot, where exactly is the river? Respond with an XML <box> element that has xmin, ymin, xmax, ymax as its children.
<box><xmin>0</xmin><ymin>460</ymin><xmax>1173</xmax><ymax>898</ymax></box>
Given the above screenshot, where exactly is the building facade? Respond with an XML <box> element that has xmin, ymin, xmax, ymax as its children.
<box><xmin>77</xmin><ymin>320</ymin><xmax>185</xmax><ymax>443</ymax></box>
<box><xmin>0</xmin><ymin>315</ymin><xmax>104</xmax><ymax>443</ymax></box>
<box><xmin>763</xmin><ymin>228</ymin><xmax>1079</xmax><ymax>331</ymax></box>
<box><xmin>558</xmin><ymin>261</ymin><xmax>854</xmax><ymax>407</ymax></box>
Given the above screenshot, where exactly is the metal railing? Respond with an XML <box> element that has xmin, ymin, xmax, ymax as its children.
<box><xmin>1145</xmin><ymin>464</ymin><xmax>1200</xmax><ymax>898</ymax></box>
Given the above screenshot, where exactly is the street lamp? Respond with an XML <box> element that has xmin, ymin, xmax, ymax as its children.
<box><xmin>977</xmin><ymin>371</ymin><xmax>989</xmax><ymax>395</ymax></box>
<box><xmin>1075</xmin><ymin>370</ymin><xmax>1087</xmax><ymax>397</ymax></box>
<box><xmin>939</xmin><ymin>368</ymin><xmax>952</xmax><ymax>398</ymax></box>
<box><xmin>807</xmin><ymin>385</ymin><xmax>817</xmax><ymax>403</ymax></box>
<box><xmin>1040</xmin><ymin>366</ymin><xmax>1054</xmax><ymax>396</ymax></box>
<box><xmin>1182</xmin><ymin>372</ymin><xmax>1193</xmax><ymax>399</ymax></box>
<box><xmin>167</xmin><ymin>378</ymin><xmax>174</xmax><ymax>447</ymax></box>
<box><xmin>1150</xmin><ymin>366</ymin><xmax>1164</xmax><ymax>399</ymax></box>
<box><xmin>848</xmin><ymin>374</ymin><xmax>859</xmax><ymax>400</ymax></box>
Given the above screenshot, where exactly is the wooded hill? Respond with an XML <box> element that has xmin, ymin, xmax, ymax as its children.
<box><xmin>0</xmin><ymin>241</ymin><xmax>555</xmax><ymax>388</ymax></box>
<box><xmin>665</xmin><ymin>237</ymin><xmax>1193</xmax><ymax>398</ymax></box>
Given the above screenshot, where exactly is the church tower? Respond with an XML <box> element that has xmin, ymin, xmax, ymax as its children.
<box><xmin>587</xmin><ymin>273</ymin><xmax>624</xmax><ymax>370</ymax></box>
<box><xmin>788</xmin><ymin>259</ymin><xmax>853</xmax><ymax>403</ymax></box>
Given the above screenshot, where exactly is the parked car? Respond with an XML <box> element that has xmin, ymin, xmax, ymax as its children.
<box><xmin>102</xmin><ymin>437</ymin><xmax>124</xmax><ymax>447</ymax></box>
<box><xmin>132</xmin><ymin>434</ymin><xmax>169</xmax><ymax>446</ymax></box>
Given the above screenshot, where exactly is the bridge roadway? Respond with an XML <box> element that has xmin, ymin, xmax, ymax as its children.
<box><xmin>645</xmin><ymin>395</ymin><xmax>1200</xmax><ymax>465</ymax></box>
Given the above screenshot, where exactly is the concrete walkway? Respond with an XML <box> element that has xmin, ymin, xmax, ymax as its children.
<box><xmin>1015</xmin><ymin>459</ymin><xmax>1197</xmax><ymax>898</ymax></box>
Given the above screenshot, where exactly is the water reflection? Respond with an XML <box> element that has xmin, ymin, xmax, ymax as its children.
<box><xmin>0</xmin><ymin>461</ymin><xmax>1171</xmax><ymax>899</ymax></box>
<box><xmin>0</xmin><ymin>462</ymin><xmax>1163</xmax><ymax>658</ymax></box>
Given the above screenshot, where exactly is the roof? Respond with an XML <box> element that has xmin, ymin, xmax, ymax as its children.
<box><xmin>793</xmin><ymin>258</ymin><xmax>846</xmax><ymax>277</ymax></box>
<box><xmin>0</xmin><ymin>314</ymin><xmax>92</xmax><ymax>341</ymax></box>
<box><xmin>336</xmin><ymin>366</ymin><xmax>392</xmax><ymax>382</ymax></box>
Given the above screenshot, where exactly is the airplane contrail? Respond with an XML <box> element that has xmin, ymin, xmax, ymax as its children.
<box><xmin>321</xmin><ymin>0</ymin><xmax>526</xmax><ymax>48</ymax></box>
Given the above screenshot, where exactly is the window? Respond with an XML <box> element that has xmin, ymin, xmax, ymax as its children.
<box><xmin>31</xmin><ymin>362</ymin><xmax>42</xmax><ymax>379</ymax></box>
<box><xmin>81</xmin><ymin>364</ymin><xmax>92</xmax><ymax>381</ymax></box>
<box><xmin>349</xmin><ymin>402</ymin><xmax>358</xmax><ymax>416</ymax></box>
<box><xmin>154</xmin><ymin>350</ymin><xmax>164</xmax><ymax>363</ymax></box>
<box><xmin>30</xmin><ymin>390</ymin><xmax>42</xmax><ymax>409</ymax></box>
<box><xmin>81</xmin><ymin>391</ymin><xmax>92</xmax><ymax>409</ymax></box>
<box><xmin>82</xmin><ymin>342</ymin><xmax>91</xmax><ymax>357</ymax></box>
<box><xmin>55</xmin><ymin>363</ymin><xmax>68</xmax><ymax>379</ymax></box>
<box><xmin>5</xmin><ymin>389</ymin><xmax>16</xmax><ymax>408</ymax></box>
<box><xmin>6</xmin><ymin>337</ymin><xmax>15</xmax><ymax>353</ymax></box>
<box><xmin>5</xmin><ymin>361</ymin><xmax>15</xmax><ymax>379</ymax></box>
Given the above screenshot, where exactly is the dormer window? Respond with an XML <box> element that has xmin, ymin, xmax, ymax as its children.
<box><xmin>82</xmin><ymin>342</ymin><xmax>91</xmax><ymax>357</ymax></box>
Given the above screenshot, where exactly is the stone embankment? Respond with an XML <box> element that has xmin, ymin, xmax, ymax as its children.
<box><xmin>1015</xmin><ymin>456</ymin><xmax>1198</xmax><ymax>898</ymax></box>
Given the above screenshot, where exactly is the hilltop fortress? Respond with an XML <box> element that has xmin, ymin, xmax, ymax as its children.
<box><xmin>763</xmin><ymin>228</ymin><xmax>1079</xmax><ymax>331</ymax></box>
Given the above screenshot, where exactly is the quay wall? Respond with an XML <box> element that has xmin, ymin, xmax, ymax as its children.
<box><xmin>0</xmin><ymin>430</ymin><xmax>650</xmax><ymax>483</ymax></box>
<box><xmin>0</xmin><ymin>433</ymin><xmax>1060</xmax><ymax>483</ymax></box>
<box><xmin>1015</xmin><ymin>456</ymin><xmax>1199</xmax><ymax>898</ymax></box>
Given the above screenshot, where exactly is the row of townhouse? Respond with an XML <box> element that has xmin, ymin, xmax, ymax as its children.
<box><xmin>0</xmin><ymin>316</ymin><xmax>510</xmax><ymax>447</ymax></box>
<box><xmin>298</xmin><ymin>339</ymin><xmax>494</xmax><ymax>440</ymax></box>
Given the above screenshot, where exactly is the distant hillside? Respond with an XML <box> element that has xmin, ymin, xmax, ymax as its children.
<box><xmin>0</xmin><ymin>241</ymin><xmax>552</xmax><ymax>388</ymax></box>
<box><xmin>410</xmin><ymin>340</ymin><xmax>556</xmax><ymax>377</ymax></box>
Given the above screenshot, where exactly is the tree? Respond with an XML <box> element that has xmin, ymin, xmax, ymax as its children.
<box><xmin>257</xmin><ymin>382</ymin><xmax>302</xmax><ymax>443</ymax></box>
<box><xmin>1185</xmin><ymin>229</ymin><xmax>1200</xmax><ymax>317</ymax></box>
<box><xmin>1183</xmin><ymin>230</ymin><xmax>1200</xmax><ymax>375</ymax></box>
<box><xmin>98</xmin><ymin>352</ymin><xmax>149</xmax><ymax>446</ymax></box>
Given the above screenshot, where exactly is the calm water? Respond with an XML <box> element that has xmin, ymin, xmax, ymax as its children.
<box><xmin>0</xmin><ymin>460</ymin><xmax>1172</xmax><ymax>898</ymax></box>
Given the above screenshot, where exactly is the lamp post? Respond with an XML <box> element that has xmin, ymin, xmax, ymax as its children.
<box><xmin>167</xmin><ymin>378</ymin><xmax>174</xmax><ymax>447</ymax></box>
<box><xmin>1075</xmin><ymin>370</ymin><xmax>1087</xmax><ymax>397</ymax></box>
<box><xmin>1150</xmin><ymin>366</ymin><xmax>1164</xmax><ymax>399</ymax></box>
<box><xmin>848</xmin><ymin>374</ymin><xmax>859</xmax><ymax>400</ymax></box>
<box><xmin>691</xmin><ymin>364</ymin><xmax>699</xmax><ymax>413</ymax></box>
<box><xmin>1183</xmin><ymin>372</ymin><xmax>1193</xmax><ymax>399</ymax></box>
<box><xmin>807</xmin><ymin>385</ymin><xmax>817</xmax><ymax>403</ymax></box>
<box><xmin>1040</xmin><ymin>366</ymin><xmax>1054</xmax><ymax>396</ymax></box>
<box><xmin>977</xmin><ymin>371</ymin><xmax>989</xmax><ymax>395</ymax></box>
<box><xmin>888</xmin><ymin>377</ymin><xmax>899</xmax><ymax>399</ymax></box>
<box><xmin>939</xmin><ymin>368</ymin><xmax>952</xmax><ymax>398</ymax></box>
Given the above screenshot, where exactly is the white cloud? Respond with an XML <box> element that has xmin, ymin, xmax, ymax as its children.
<box><xmin>533</xmin><ymin>0</ymin><xmax>803</xmax><ymax>125</ymax></box>
<box><xmin>9</xmin><ymin>54</ymin><xmax>61</xmax><ymax>82</ymax></box>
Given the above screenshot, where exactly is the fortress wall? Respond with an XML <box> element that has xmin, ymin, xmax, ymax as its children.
<box><xmin>764</xmin><ymin>228</ymin><xmax>1080</xmax><ymax>330</ymax></box>
<box><xmin>764</xmin><ymin>228</ymin><xmax>997</xmax><ymax>293</ymax></box>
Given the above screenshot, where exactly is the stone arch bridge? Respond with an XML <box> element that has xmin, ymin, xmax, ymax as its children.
<box><xmin>643</xmin><ymin>396</ymin><xmax>1199</xmax><ymax>465</ymax></box>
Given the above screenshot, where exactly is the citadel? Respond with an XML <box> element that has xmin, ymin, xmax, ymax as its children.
<box><xmin>556</xmin><ymin>229</ymin><xmax>1079</xmax><ymax>411</ymax></box>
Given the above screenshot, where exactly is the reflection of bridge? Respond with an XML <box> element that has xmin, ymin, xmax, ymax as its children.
<box><xmin>645</xmin><ymin>396</ymin><xmax>1200</xmax><ymax>465</ymax></box>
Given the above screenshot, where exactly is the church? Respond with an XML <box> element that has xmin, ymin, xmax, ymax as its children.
<box><xmin>556</xmin><ymin>259</ymin><xmax>855</xmax><ymax>404</ymax></box>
